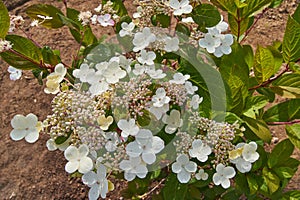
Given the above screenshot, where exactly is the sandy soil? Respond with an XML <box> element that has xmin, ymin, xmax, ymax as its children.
<box><xmin>0</xmin><ymin>0</ymin><xmax>299</xmax><ymax>199</ymax></box>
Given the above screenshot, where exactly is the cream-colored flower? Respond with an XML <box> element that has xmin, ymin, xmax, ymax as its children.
<box><xmin>97</xmin><ymin>115</ymin><xmax>114</xmax><ymax>130</ymax></box>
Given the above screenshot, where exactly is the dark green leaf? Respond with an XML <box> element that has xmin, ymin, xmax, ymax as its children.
<box><xmin>210</xmin><ymin>0</ymin><xmax>238</xmax><ymax>16</ymax></box>
<box><xmin>192</xmin><ymin>4</ymin><xmax>221</xmax><ymax>28</ymax></box>
<box><xmin>269</xmin><ymin>0</ymin><xmax>284</xmax><ymax>8</ymax></box>
<box><xmin>228</xmin><ymin>13</ymin><xmax>250</xmax><ymax>37</ymax></box>
<box><xmin>41</xmin><ymin>46</ymin><xmax>61</xmax><ymax>66</ymax></box>
<box><xmin>162</xmin><ymin>173</ymin><xmax>188</xmax><ymax>200</ymax></box>
<box><xmin>176</xmin><ymin>23</ymin><xmax>191</xmax><ymax>37</ymax></box>
<box><xmin>283</xmin><ymin>190</ymin><xmax>300</xmax><ymax>200</ymax></box>
<box><xmin>243</xmin><ymin>96</ymin><xmax>268</xmax><ymax>118</ymax></box>
<box><xmin>247</xmin><ymin>174</ymin><xmax>260</xmax><ymax>194</ymax></box>
<box><xmin>286</xmin><ymin>124</ymin><xmax>300</xmax><ymax>149</ymax></box>
<box><xmin>268</xmin><ymin>139</ymin><xmax>294</xmax><ymax>168</ymax></box>
<box><xmin>274</xmin><ymin>167</ymin><xmax>297</xmax><ymax>179</ymax></box>
<box><xmin>240</xmin><ymin>0</ymin><xmax>272</xmax><ymax>18</ymax></box>
<box><xmin>151</xmin><ymin>14</ymin><xmax>170</xmax><ymax>28</ymax></box>
<box><xmin>243</xmin><ymin>116</ymin><xmax>272</xmax><ymax>142</ymax></box>
<box><xmin>0</xmin><ymin>0</ymin><xmax>10</xmax><ymax>38</ymax></box>
<box><xmin>262</xmin><ymin>167</ymin><xmax>280</xmax><ymax>194</ymax></box>
<box><xmin>26</xmin><ymin>4</ymin><xmax>64</xmax><ymax>28</ymax></box>
<box><xmin>292</xmin><ymin>3</ymin><xmax>300</xmax><ymax>24</ymax></box>
<box><xmin>0</xmin><ymin>35</ymin><xmax>42</xmax><ymax>70</ymax></box>
<box><xmin>283</xmin><ymin>16</ymin><xmax>300</xmax><ymax>62</ymax></box>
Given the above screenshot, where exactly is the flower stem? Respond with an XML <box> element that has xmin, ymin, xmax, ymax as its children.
<box><xmin>137</xmin><ymin>178</ymin><xmax>166</xmax><ymax>199</ymax></box>
<box><xmin>267</xmin><ymin>120</ymin><xmax>300</xmax><ymax>125</ymax></box>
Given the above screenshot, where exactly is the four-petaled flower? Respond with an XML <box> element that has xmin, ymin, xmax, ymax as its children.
<box><xmin>162</xmin><ymin>109</ymin><xmax>183</xmax><ymax>134</ymax></box>
<box><xmin>242</xmin><ymin>142</ymin><xmax>259</xmax><ymax>163</ymax></box>
<box><xmin>189</xmin><ymin>139</ymin><xmax>211</xmax><ymax>162</ymax></box>
<box><xmin>73</xmin><ymin>63</ymin><xmax>95</xmax><ymax>83</ymax></box>
<box><xmin>82</xmin><ymin>164</ymin><xmax>108</xmax><ymax>200</ymax></box>
<box><xmin>97</xmin><ymin>14</ymin><xmax>115</xmax><ymax>27</ymax></box>
<box><xmin>103</xmin><ymin>61</ymin><xmax>126</xmax><ymax>84</ymax></box>
<box><xmin>10</xmin><ymin>113</ymin><xmax>41</xmax><ymax>143</ymax></box>
<box><xmin>97</xmin><ymin>115</ymin><xmax>113</xmax><ymax>130</ymax></box>
<box><xmin>152</xmin><ymin>88</ymin><xmax>170</xmax><ymax>107</ymax></box>
<box><xmin>212</xmin><ymin>163</ymin><xmax>236</xmax><ymax>189</ymax></box>
<box><xmin>169</xmin><ymin>0</ymin><xmax>193</xmax><ymax>16</ymax></box>
<box><xmin>64</xmin><ymin>144</ymin><xmax>93</xmax><ymax>174</ymax></box>
<box><xmin>137</xmin><ymin>50</ymin><xmax>156</xmax><ymax>65</ymax></box>
<box><xmin>172</xmin><ymin>154</ymin><xmax>197</xmax><ymax>183</ymax></box>
<box><xmin>125</xmin><ymin>129</ymin><xmax>164</xmax><ymax>164</ymax></box>
<box><xmin>133</xmin><ymin>27</ymin><xmax>156</xmax><ymax>52</ymax></box>
<box><xmin>119</xmin><ymin>156</ymin><xmax>148</xmax><ymax>181</ymax></box>
<box><xmin>164</xmin><ymin>36</ymin><xmax>179</xmax><ymax>52</ymax></box>
<box><xmin>44</xmin><ymin>63</ymin><xmax>67</xmax><ymax>94</ymax></box>
<box><xmin>185</xmin><ymin>81</ymin><xmax>198</xmax><ymax>94</ymax></box>
<box><xmin>117</xmin><ymin>118</ymin><xmax>139</xmax><ymax>138</ymax></box>
<box><xmin>7</xmin><ymin>66</ymin><xmax>22</xmax><ymax>81</ymax></box>
<box><xmin>190</xmin><ymin>95</ymin><xmax>203</xmax><ymax>110</ymax></box>
<box><xmin>169</xmin><ymin>72</ymin><xmax>190</xmax><ymax>84</ymax></box>
<box><xmin>195</xmin><ymin>169</ymin><xmax>209</xmax><ymax>181</ymax></box>
<box><xmin>199</xmin><ymin>33</ymin><xmax>221</xmax><ymax>54</ymax></box>
<box><xmin>119</xmin><ymin>22</ymin><xmax>135</xmax><ymax>37</ymax></box>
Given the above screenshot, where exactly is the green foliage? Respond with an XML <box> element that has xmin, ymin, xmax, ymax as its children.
<box><xmin>0</xmin><ymin>35</ymin><xmax>42</xmax><ymax>70</ymax></box>
<box><xmin>162</xmin><ymin>173</ymin><xmax>188</xmax><ymax>200</ymax></box>
<box><xmin>0</xmin><ymin>0</ymin><xmax>10</xmax><ymax>39</ymax></box>
<box><xmin>102</xmin><ymin>0</ymin><xmax>127</xmax><ymax>17</ymax></box>
<box><xmin>268</xmin><ymin>139</ymin><xmax>294</xmax><ymax>168</ymax></box>
<box><xmin>192</xmin><ymin>4</ymin><xmax>221</xmax><ymax>28</ymax></box>
<box><xmin>151</xmin><ymin>14</ymin><xmax>171</xmax><ymax>28</ymax></box>
<box><xmin>283</xmin><ymin>16</ymin><xmax>300</xmax><ymax>63</ymax></box>
<box><xmin>243</xmin><ymin>116</ymin><xmax>272</xmax><ymax>142</ymax></box>
<box><xmin>286</xmin><ymin>124</ymin><xmax>300</xmax><ymax>149</ymax></box>
<box><xmin>26</xmin><ymin>4</ymin><xmax>64</xmax><ymax>28</ymax></box>
<box><xmin>271</xmin><ymin>73</ymin><xmax>300</xmax><ymax>98</ymax></box>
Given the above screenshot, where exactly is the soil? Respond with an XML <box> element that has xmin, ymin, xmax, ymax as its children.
<box><xmin>0</xmin><ymin>0</ymin><xmax>299</xmax><ymax>199</ymax></box>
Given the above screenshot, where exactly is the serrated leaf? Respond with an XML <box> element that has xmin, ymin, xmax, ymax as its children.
<box><xmin>268</xmin><ymin>139</ymin><xmax>294</xmax><ymax>168</ymax></box>
<box><xmin>283</xmin><ymin>16</ymin><xmax>300</xmax><ymax>62</ymax></box>
<box><xmin>263</xmin><ymin>99</ymin><xmax>300</xmax><ymax>122</ymax></box>
<box><xmin>192</xmin><ymin>4</ymin><xmax>221</xmax><ymax>28</ymax></box>
<box><xmin>243</xmin><ymin>116</ymin><xmax>272</xmax><ymax>142</ymax></box>
<box><xmin>0</xmin><ymin>0</ymin><xmax>10</xmax><ymax>38</ymax></box>
<box><xmin>26</xmin><ymin>4</ymin><xmax>64</xmax><ymax>28</ymax></box>
<box><xmin>254</xmin><ymin>46</ymin><xmax>275</xmax><ymax>83</ymax></box>
<box><xmin>228</xmin><ymin>13</ymin><xmax>250</xmax><ymax>37</ymax></box>
<box><xmin>0</xmin><ymin>35</ymin><xmax>42</xmax><ymax>70</ymax></box>
<box><xmin>243</xmin><ymin>96</ymin><xmax>268</xmax><ymax>118</ymax></box>
<box><xmin>262</xmin><ymin>167</ymin><xmax>280</xmax><ymax>194</ymax></box>
<box><xmin>286</xmin><ymin>124</ymin><xmax>300</xmax><ymax>149</ymax></box>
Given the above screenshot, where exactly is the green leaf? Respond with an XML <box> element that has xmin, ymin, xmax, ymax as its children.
<box><xmin>247</xmin><ymin>174</ymin><xmax>260</xmax><ymax>194</ymax></box>
<box><xmin>0</xmin><ymin>35</ymin><xmax>42</xmax><ymax>70</ymax></box>
<box><xmin>254</xmin><ymin>46</ymin><xmax>275</xmax><ymax>83</ymax></box>
<box><xmin>268</xmin><ymin>139</ymin><xmax>294</xmax><ymax>168</ymax></box>
<box><xmin>243</xmin><ymin>116</ymin><xmax>272</xmax><ymax>142</ymax></box>
<box><xmin>240</xmin><ymin>0</ymin><xmax>272</xmax><ymax>18</ymax></box>
<box><xmin>192</xmin><ymin>4</ymin><xmax>221</xmax><ymax>28</ymax></box>
<box><xmin>176</xmin><ymin>23</ymin><xmax>191</xmax><ymax>37</ymax></box>
<box><xmin>57</xmin><ymin>13</ymin><xmax>80</xmax><ymax>31</ymax></box>
<box><xmin>269</xmin><ymin>0</ymin><xmax>284</xmax><ymax>8</ymax></box>
<box><xmin>286</xmin><ymin>124</ymin><xmax>300</xmax><ymax>149</ymax></box>
<box><xmin>26</xmin><ymin>4</ymin><xmax>64</xmax><ymax>28</ymax></box>
<box><xmin>283</xmin><ymin>191</ymin><xmax>300</xmax><ymax>200</ymax></box>
<box><xmin>41</xmin><ymin>46</ymin><xmax>61</xmax><ymax>66</ymax></box>
<box><xmin>162</xmin><ymin>173</ymin><xmax>188</xmax><ymax>200</ymax></box>
<box><xmin>0</xmin><ymin>0</ymin><xmax>10</xmax><ymax>38</ymax></box>
<box><xmin>151</xmin><ymin>14</ymin><xmax>170</xmax><ymax>28</ymax></box>
<box><xmin>271</xmin><ymin>73</ymin><xmax>300</xmax><ymax>99</ymax></box>
<box><xmin>228</xmin><ymin>13</ymin><xmax>250</xmax><ymax>37</ymax></box>
<box><xmin>243</xmin><ymin>96</ymin><xmax>268</xmax><ymax>118</ymax></box>
<box><xmin>271</xmin><ymin>86</ymin><xmax>300</xmax><ymax>98</ymax></box>
<box><xmin>210</xmin><ymin>0</ymin><xmax>237</xmax><ymax>16</ymax></box>
<box><xmin>273</xmin><ymin>167</ymin><xmax>296</xmax><ymax>179</ymax></box>
<box><xmin>102</xmin><ymin>0</ymin><xmax>127</xmax><ymax>17</ymax></box>
<box><xmin>292</xmin><ymin>3</ymin><xmax>300</xmax><ymax>24</ymax></box>
<box><xmin>283</xmin><ymin>16</ymin><xmax>300</xmax><ymax>62</ymax></box>
<box><xmin>262</xmin><ymin>167</ymin><xmax>280</xmax><ymax>194</ymax></box>
<box><xmin>263</xmin><ymin>99</ymin><xmax>300</xmax><ymax>122</ymax></box>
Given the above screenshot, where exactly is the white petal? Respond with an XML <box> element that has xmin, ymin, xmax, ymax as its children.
<box><xmin>142</xmin><ymin>152</ymin><xmax>156</xmax><ymax>164</ymax></box>
<box><xmin>221</xmin><ymin>179</ymin><xmax>231</xmax><ymax>189</ymax></box>
<box><xmin>151</xmin><ymin>137</ymin><xmax>164</xmax><ymax>153</ymax></box>
<box><xmin>126</xmin><ymin>142</ymin><xmax>142</xmax><ymax>157</ymax></box>
<box><xmin>78</xmin><ymin>144</ymin><xmax>89</xmax><ymax>157</ymax></box>
<box><xmin>65</xmin><ymin>161</ymin><xmax>79</xmax><ymax>173</ymax></box>
<box><xmin>135</xmin><ymin>165</ymin><xmax>148</xmax><ymax>178</ymax></box>
<box><xmin>177</xmin><ymin>154</ymin><xmax>189</xmax><ymax>164</ymax></box>
<box><xmin>119</xmin><ymin>160</ymin><xmax>131</xmax><ymax>171</ymax></box>
<box><xmin>89</xmin><ymin>184</ymin><xmax>100</xmax><ymax>200</ymax></box>
<box><xmin>24</xmin><ymin>129</ymin><xmax>39</xmax><ymax>143</ymax></box>
<box><xmin>177</xmin><ymin>170</ymin><xmax>191</xmax><ymax>183</ymax></box>
<box><xmin>224</xmin><ymin>166</ymin><xmax>236</xmax><ymax>178</ymax></box>
<box><xmin>10</xmin><ymin>129</ymin><xmax>26</xmax><ymax>141</ymax></box>
<box><xmin>26</xmin><ymin>113</ymin><xmax>38</xmax><ymax>127</ymax></box>
<box><xmin>172</xmin><ymin>162</ymin><xmax>182</xmax><ymax>173</ymax></box>
<box><xmin>184</xmin><ymin>162</ymin><xmax>197</xmax><ymax>172</ymax></box>
<box><xmin>64</xmin><ymin>146</ymin><xmax>79</xmax><ymax>161</ymax></box>
<box><xmin>46</xmin><ymin>139</ymin><xmax>58</xmax><ymax>151</ymax></box>
<box><xmin>11</xmin><ymin>114</ymin><xmax>27</xmax><ymax>129</ymax></box>
<box><xmin>78</xmin><ymin>157</ymin><xmax>93</xmax><ymax>174</ymax></box>
<box><xmin>212</xmin><ymin>173</ymin><xmax>221</xmax><ymax>185</ymax></box>
<box><xmin>124</xmin><ymin>172</ymin><xmax>136</xmax><ymax>181</ymax></box>
<box><xmin>82</xmin><ymin>171</ymin><xmax>97</xmax><ymax>185</ymax></box>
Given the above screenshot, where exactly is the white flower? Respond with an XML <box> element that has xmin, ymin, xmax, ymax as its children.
<box><xmin>189</xmin><ymin>139</ymin><xmax>211</xmax><ymax>162</ymax></box>
<box><xmin>73</xmin><ymin>63</ymin><xmax>95</xmax><ymax>83</ymax></box>
<box><xmin>185</xmin><ymin>81</ymin><xmax>198</xmax><ymax>94</ymax></box>
<box><xmin>103</xmin><ymin>61</ymin><xmax>126</xmax><ymax>84</ymax></box>
<box><xmin>195</xmin><ymin>169</ymin><xmax>208</xmax><ymax>181</ymax></box>
<box><xmin>37</xmin><ymin>14</ymin><xmax>53</xmax><ymax>20</ymax></box>
<box><xmin>133</xmin><ymin>64</ymin><xmax>146</xmax><ymax>75</ymax></box>
<box><xmin>169</xmin><ymin>0</ymin><xmax>193</xmax><ymax>16</ymax></box>
<box><xmin>162</xmin><ymin>109</ymin><xmax>183</xmax><ymax>134</ymax></box>
<box><xmin>94</xmin><ymin>4</ymin><xmax>102</xmax><ymax>13</ymax></box>
<box><xmin>169</xmin><ymin>72</ymin><xmax>190</xmax><ymax>84</ymax></box>
<box><xmin>199</xmin><ymin>33</ymin><xmax>221</xmax><ymax>54</ymax></box>
<box><xmin>117</xmin><ymin>118</ymin><xmax>139</xmax><ymax>138</ymax></box>
<box><xmin>10</xmin><ymin>113</ymin><xmax>41</xmax><ymax>143</ymax></box>
<box><xmin>64</xmin><ymin>144</ymin><xmax>93</xmax><ymax>174</ymax></box>
<box><xmin>104</xmin><ymin>132</ymin><xmax>120</xmax><ymax>152</ymax></box>
<box><xmin>215</xmin><ymin>16</ymin><xmax>229</xmax><ymax>33</ymax></box>
<box><xmin>212</xmin><ymin>164</ymin><xmax>236</xmax><ymax>189</ymax></box>
<box><xmin>30</xmin><ymin>19</ymin><xmax>39</xmax><ymax>27</ymax></box>
<box><xmin>89</xmin><ymin>80</ymin><xmax>109</xmax><ymax>96</ymax></box>
<box><xmin>133</xmin><ymin>6</ymin><xmax>143</xmax><ymax>18</ymax></box>
<box><xmin>97</xmin><ymin>115</ymin><xmax>113</xmax><ymax>130</ymax></box>
<box><xmin>182</xmin><ymin>17</ymin><xmax>194</xmax><ymax>23</ymax></box>
<box><xmin>172</xmin><ymin>154</ymin><xmax>197</xmax><ymax>183</ymax></box>
<box><xmin>137</xmin><ymin>50</ymin><xmax>156</xmax><ymax>65</ymax></box>
<box><xmin>152</xmin><ymin>88</ymin><xmax>170</xmax><ymax>107</ymax></box>
<box><xmin>97</xmin><ymin>14</ymin><xmax>115</xmax><ymax>27</ymax></box>
<box><xmin>0</xmin><ymin>39</ymin><xmax>12</xmax><ymax>52</ymax></box>
<box><xmin>90</xmin><ymin>15</ymin><xmax>98</xmax><ymax>25</ymax></box>
<box><xmin>147</xmin><ymin>68</ymin><xmax>166</xmax><ymax>79</ymax></box>
<box><xmin>149</xmin><ymin>104</ymin><xmax>169</xmax><ymax>120</ymax></box>
<box><xmin>7</xmin><ymin>66</ymin><xmax>22</xmax><ymax>81</ymax></box>
<box><xmin>190</xmin><ymin>95</ymin><xmax>203</xmax><ymax>110</ymax></box>
<box><xmin>125</xmin><ymin>129</ymin><xmax>164</xmax><ymax>164</ymax></box>
<box><xmin>164</xmin><ymin>37</ymin><xmax>179</xmax><ymax>52</ymax></box>
<box><xmin>119</xmin><ymin>156</ymin><xmax>148</xmax><ymax>181</ymax></box>
<box><xmin>133</xmin><ymin>27</ymin><xmax>156</xmax><ymax>52</ymax></box>
<box><xmin>82</xmin><ymin>164</ymin><xmax>108</xmax><ymax>200</ymax></box>
<box><xmin>44</xmin><ymin>63</ymin><xmax>67</xmax><ymax>94</ymax></box>
<box><xmin>119</xmin><ymin>22</ymin><xmax>135</xmax><ymax>37</ymax></box>
<box><xmin>242</xmin><ymin>142</ymin><xmax>259</xmax><ymax>163</ymax></box>
<box><xmin>231</xmin><ymin>157</ymin><xmax>252</xmax><ymax>173</ymax></box>
<box><xmin>214</xmin><ymin>34</ymin><xmax>234</xmax><ymax>57</ymax></box>
<box><xmin>78</xmin><ymin>11</ymin><xmax>92</xmax><ymax>26</ymax></box>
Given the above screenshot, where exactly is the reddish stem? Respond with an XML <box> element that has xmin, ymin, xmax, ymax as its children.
<box><xmin>268</xmin><ymin>120</ymin><xmax>300</xmax><ymax>125</ymax></box>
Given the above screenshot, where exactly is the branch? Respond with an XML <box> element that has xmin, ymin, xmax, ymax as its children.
<box><xmin>267</xmin><ymin>120</ymin><xmax>300</xmax><ymax>125</ymax></box>
<box><xmin>137</xmin><ymin>178</ymin><xmax>166</xmax><ymax>199</ymax></box>
<box><xmin>248</xmin><ymin>63</ymin><xmax>290</xmax><ymax>91</ymax></box>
